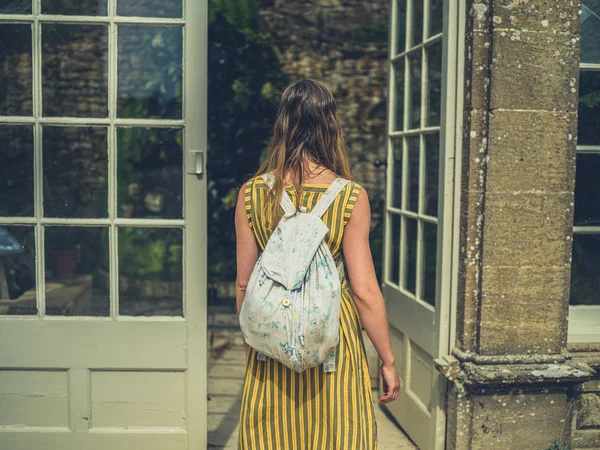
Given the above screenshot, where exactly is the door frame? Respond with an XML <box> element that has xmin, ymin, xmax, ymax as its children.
<box><xmin>380</xmin><ymin>0</ymin><xmax>466</xmax><ymax>448</ymax></box>
<box><xmin>184</xmin><ymin>0</ymin><xmax>209</xmax><ymax>448</ymax></box>
<box><xmin>0</xmin><ymin>1</ymin><xmax>209</xmax><ymax>448</ymax></box>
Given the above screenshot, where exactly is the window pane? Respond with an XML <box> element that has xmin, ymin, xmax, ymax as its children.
<box><xmin>407</xmin><ymin>136</ymin><xmax>420</xmax><ymax>212</ymax></box>
<box><xmin>0</xmin><ymin>126</ymin><xmax>34</xmax><ymax>217</ymax></box>
<box><xmin>118</xmin><ymin>0</ymin><xmax>182</xmax><ymax>18</ymax></box>
<box><xmin>429</xmin><ymin>0</ymin><xmax>444</xmax><ymax>37</ymax></box>
<box><xmin>0</xmin><ymin>0</ymin><xmax>31</xmax><ymax>14</ymax></box>
<box><xmin>0</xmin><ymin>24</ymin><xmax>32</xmax><ymax>116</ymax></box>
<box><xmin>43</xmin><ymin>126</ymin><xmax>108</xmax><ymax>218</ymax></box>
<box><xmin>404</xmin><ymin>218</ymin><xmax>417</xmax><ymax>294</ymax></box>
<box><xmin>424</xmin><ymin>133</ymin><xmax>439</xmax><ymax>217</ymax></box>
<box><xmin>388</xmin><ymin>213</ymin><xmax>400</xmax><ymax>285</ymax></box>
<box><xmin>581</xmin><ymin>0</ymin><xmax>600</xmax><ymax>64</ymax></box>
<box><xmin>45</xmin><ymin>226</ymin><xmax>109</xmax><ymax>316</ymax></box>
<box><xmin>118</xmin><ymin>26</ymin><xmax>183</xmax><ymax>120</ymax></box>
<box><xmin>42</xmin><ymin>24</ymin><xmax>108</xmax><ymax>118</ymax></box>
<box><xmin>393</xmin><ymin>59</ymin><xmax>405</xmax><ymax>131</ymax></box>
<box><xmin>408</xmin><ymin>53</ymin><xmax>422</xmax><ymax>129</ymax></box>
<box><xmin>422</xmin><ymin>222</ymin><xmax>437</xmax><ymax>306</ymax></box>
<box><xmin>117</xmin><ymin>128</ymin><xmax>183</xmax><ymax>219</ymax></box>
<box><xmin>578</xmin><ymin>71</ymin><xmax>600</xmax><ymax>146</ymax></box>
<box><xmin>391</xmin><ymin>139</ymin><xmax>403</xmax><ymax>209</ymax></box>
<box><xmin>119</xmin><ymin>227</ymin><xmax>182</xmax><ymax>316</ymax></box>
<box><xmin>574</xmin><ymin>153</ymin><xmax>600</xmax><ymax>227</ymax></box>
<box><xmin>570</xmin><ymin>234</ymin><xmax>600</xmax><ymax>305</ymax></box>
<box><xmin>0</xmin><ymin>226</ymin><xmax>36</xmax><ymax>315</ymax></box>
<box><xmin>395</xmin><ymin>0</ymin><xmax>406</xmax><ymax>53</ymax></box>
<box><xmin>412</xmin><ymin>0</ymin><xmax>423</xmax><ymax>47</ymax></box>
<box><xmin>427</xmin><ymin>42</ymin><xmax>442</xmax><ymax>127</ymax></box>
<box><xmin>42</xmin><ymin>0</ymin><xmax>108</xmax><ymax>15</ymax></box>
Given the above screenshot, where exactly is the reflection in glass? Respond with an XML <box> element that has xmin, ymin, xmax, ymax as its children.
<box><xmin>407</xmin><ymin>136</ymin><xmax>420</xmax><ymax>212</ymax></box>
<box><xmin>42</xmin><ymin>0</ymin><xmax>107</xmax><ymax>15</ymax></box>
<box><xmin>0</xmin><ymin>226</ymin><xmax>36</xmax><ymax>315</ymax></box>
<box><xmin>45</xmin><ymin>226</ymin><xmax>109</xmax><ymax>316</ymax></box>
<box><xmin>117</xmin><ymin>0</ymin><xmax>182</xmax><ymax>18</ymax></box>
<box><xmin>118</xmin><ymin>26</ymin><xmax>183</xmax><ymax>120</ymax></box>
<box><xmin>422</xmin><ymin>222</ymin><xmax>437</xmax><ymax>306</ymax></box>
<box><xmin>395</xmin><ymin>0</ymin><xmax>406</xmax><ymax>53</ymax></box>
<box><xmin>0</xmin><ymin>126</ymin><xmax>34</xmax><ymax>217</ymax></box>
<box><xmin>119</xmin><ymin>227</ymin><xmax>182</xmax><ymax>316</ymax></box>
<box><xmin>412</xmin><ymin>0</ymin><xmax>423</xmax><ymax>46</ymax></box>
<box><xmin>43</xmin><ymin>126</ymin><xmax>108</xmax><ymax>218</ymax></box>
<box><xmin>117</xmin><ymin>128</ymin><xmax>183</xmax><ymax>219</ymax></box>
<box><xmin>0</xmin><ymin>0</ymin><xmax>31</xmax><ymax>14</ymax></box>
<box><xmin>574</xmin><ymin>153</ymin><xmax>600</xmax><ymax>227</ymax></box>
<box><xmin>404</xmin><ymin>218</ymin><xmax>417</xmax><ymax>294</ymax></box>
<box><xmin>391</xmin><ymin>139</ymin><xmax>403</xmax><ymax>209</ymax></box>
<box><xmin>408</xmin><ymin>54</ymin><xmax>422</xmax><ymax>129</ymax></box>
<box><xmin>570</xmin><ymin>234</ymin><xmax>600</xmax><ymax>305</ymax></box>
<box><xmin>0</xmin><ymin>24</ymin><xmax>32</xmax><ymax>116</ymax></box>
<box><xmin>581</xmin><ymin>1</ymin><xmax>600</xmax><ymax>64</ymax></box>
<box><xmin>578</xmin><ymin>71</ymin><xmax>600</xmax><ymax>146</ymax></box>
<box><xmin>424</xmin><ymin>133</ymin><xmax>439</xmax><ymax>217</ymax></box>
<box><xmin>42</xmin><ymin>24</ymin><xmax>108</xmax><ymax>117</ymax></box>
<box><xmin>389</xmin><ymin>213</ymin><xmax>400</xmax><ymax>286</ymax></box>
<box><xmin>427</xmin><ymin>42</ymin><xmax>442</xmax><ymax>127</ymax></box>
<box><xmin>393</xmin><ymin>59</ymin><xmax>405</xmax><ymax>130</ymax></box>
<box><xmin>429</xmin><ymin>0</ymin><xmax>444</xmax><ymax>37</ymax></box>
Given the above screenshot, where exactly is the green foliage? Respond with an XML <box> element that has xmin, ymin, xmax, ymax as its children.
<box><xmin>207</xmin><ymin>0</ymin><xmax>288</xmax><ymax>282</ymax></box>
<box><xmin>580</xmin><ymin>90</ymin><xmax>600</xmax><ymax>109</ymax></box>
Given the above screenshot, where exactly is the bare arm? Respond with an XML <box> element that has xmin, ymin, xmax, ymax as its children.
<box><xmin>235</xmin><ymin>182</ymin><xmax>259</xmax><ymax>357</ymax></box>
<box><xmin>343</xmin><ymin>187</ymin><xmax>401</xmax><ymax>403</ymax></box>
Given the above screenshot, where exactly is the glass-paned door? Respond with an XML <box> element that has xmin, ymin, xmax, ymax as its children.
<box><xmin>568</xmin><ymin>0</ymin><xmax>600</xmax><ymax>343</ymax></box>
<box><xmin>382</xmin><ymin>0</ymin><xmax>459</xmax><ymax>448</ymax></box>
<box><xmin>0</xmin><ymin>1</ymin><xmax>207</xmax><ymax>448</ymax></box>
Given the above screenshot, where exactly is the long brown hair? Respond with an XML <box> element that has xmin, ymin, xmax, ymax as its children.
<box><xmin>254</xmin><ymin>79</ymin><xmax>353</xmax><ymax>230</ymax></box>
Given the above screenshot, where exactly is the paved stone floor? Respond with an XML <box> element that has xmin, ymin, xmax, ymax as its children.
<box><xmin>207</xmin><ymin>328</ymin><xmax>417</xmax><ymax>449</ymax></box>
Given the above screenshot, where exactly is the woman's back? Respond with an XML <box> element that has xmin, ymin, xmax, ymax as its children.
<box><xmin>244</xmin><ymin>175</ymin><xmax>362</xmax><ymax>262</ymax></box>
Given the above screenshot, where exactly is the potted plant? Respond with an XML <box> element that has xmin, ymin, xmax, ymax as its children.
<box><xmin>49</xmin><ymin>227</ymin><xmax>79</xmax><ymax>280</ymax></box>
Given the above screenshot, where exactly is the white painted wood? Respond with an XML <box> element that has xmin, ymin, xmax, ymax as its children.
<box><xmin>381</xmin><ymin>0</ymin><xmax>463</xmax><ymax>449</ymax></box>
<box><xmin>0</xmin><ymin>1</ymin><xmax>208</xmax><ymax>448</ymax></box>
<box><xmin>568</xmin><ymin>305</ymin><xmax>600</xmax><ymax>343</ymax></box>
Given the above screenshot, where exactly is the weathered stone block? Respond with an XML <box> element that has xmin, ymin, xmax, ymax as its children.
<box><xmin>578</xmin><ymin>393</ymin><xmax>600</xmax><ymax>429</ymax></box>
<box><xmin>479</xmin><ymin>265</ymin><xmax>570</xmax><ymax>355</ymax></box>
<box><xmin>472</xmin><ymin>388</ymin><xmax>571</xmax><ymax>449</ymax></box>
<box><xmin>482</xmin><ymin>191</ymin><xmax>572</xmax><ymax>267</ymax></box>
<box><xmin>486</xmin><ymin>110</ymin><xmax>578</xmax><ymax>193</ymax></box>
<box><xmin>492</xmin><ymin>0</ymin><xmax>581</xmax><ymax>35</ymax></box>
<box><xmin>470</xmin><ymin>30</ymin><xmax>493</xmax><ymax>112</ymax></box>
<box><xmin>490</xmin><ymin>29</ymin><xmax>580</xmax><ymax>111</ymax></box>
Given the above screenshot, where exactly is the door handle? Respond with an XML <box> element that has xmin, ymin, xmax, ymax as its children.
<box><xmin>186</xmin><ymin>150</ymin><xmax>205</xmax><ymax>178</ymax></box>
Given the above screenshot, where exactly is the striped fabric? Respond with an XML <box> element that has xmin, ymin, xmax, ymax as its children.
<box><xmin>239</xmin><ymin>176</ymin><xmax>378</xmax><ymax>450</ymax></box>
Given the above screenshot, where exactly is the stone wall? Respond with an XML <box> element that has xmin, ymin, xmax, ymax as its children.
<box><xmin>258</xmin><ymin>0</ymin><xmax>390</xmax><ymax>199</ymax></box>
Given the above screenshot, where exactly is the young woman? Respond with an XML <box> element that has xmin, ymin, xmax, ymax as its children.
<box><xmin>235</xmin><ymin>79</ymin><xmax>401</xmax><ymax>449</ymax></box>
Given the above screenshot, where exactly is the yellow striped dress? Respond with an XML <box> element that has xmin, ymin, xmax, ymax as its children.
<box><xmin>239</xmin><ymin>176</ymin><xmax>378</xmax><ymax>450</ymax></box>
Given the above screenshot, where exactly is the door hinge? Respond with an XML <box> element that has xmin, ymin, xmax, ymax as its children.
<box><xmin>186</xmin><ymin>150</ymin><xmax>205</xmax><ymax>178</ymax></box>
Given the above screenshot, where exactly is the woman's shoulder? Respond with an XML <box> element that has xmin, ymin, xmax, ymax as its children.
<box><xmin>243</xmin><ymin>174</ymin><xmax>269</xmax><ymax>191</ymax></box>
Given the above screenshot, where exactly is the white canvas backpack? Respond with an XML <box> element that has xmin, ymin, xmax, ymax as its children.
<box><xmin>239</xmin><ymin>173</ymin><xmax>350</xmax><ymax>373</ymax></box>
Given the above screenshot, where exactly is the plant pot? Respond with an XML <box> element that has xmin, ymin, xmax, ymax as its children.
<box><xmin>55</xmin><ymin>250</ymin><xmax>77</xmax><ymax>279</ymax></box>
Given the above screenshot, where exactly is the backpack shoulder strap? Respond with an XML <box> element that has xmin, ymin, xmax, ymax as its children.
<box><xmin>310</xmin><ymin>178</ymin><xmax>351</xmax><ymax>218</ymax></box>
<box><xmin>260</xmin><ymin>173</ymin><xmax>296</xmax><ymax>217</ymax></box>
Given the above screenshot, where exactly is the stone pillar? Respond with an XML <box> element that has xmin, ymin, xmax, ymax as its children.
<box><xmin>436</xmin><ymin>0</ymin><xmax>596</xmax><ymax>448</ymax></box>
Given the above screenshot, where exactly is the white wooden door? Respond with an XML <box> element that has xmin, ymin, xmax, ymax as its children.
<box><xmin>381</xmin><ymin>0</ymin><xmax>462</xmax><ymax>448</ymax></box>
<box><xmin>0</xmin><ymin>1</ymin><xmax>208</xmax><ymax>449</ymax></box>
